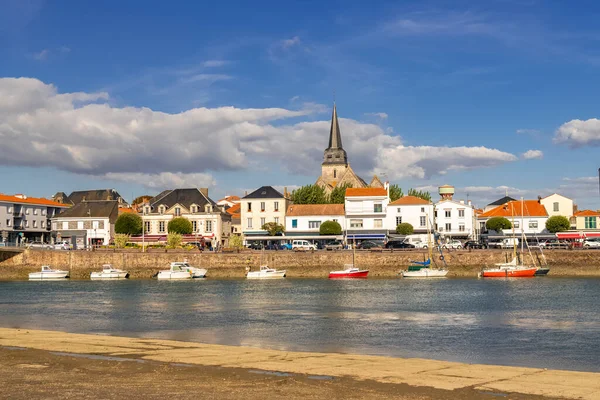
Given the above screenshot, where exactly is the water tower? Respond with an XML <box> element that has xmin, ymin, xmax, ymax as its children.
<box><xmin>439</xmin><ymin>185</ymin><xmax>455</xmax><ymax>201</ymax></box>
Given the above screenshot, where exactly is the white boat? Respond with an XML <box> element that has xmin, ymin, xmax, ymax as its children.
<box><xmin>246</xmin><ymin>265</ymin><xmax>286</xmax><ymax>279</ymax></box>
<box><xmin>28</xmin><ymin>265</ymin><xmax>69</xmax><ymax>280</ymax></box>
<box><xmin>156</xmin><ymin>262</ymin><xmax>207</xmax><ymax>280</ymax></box>
<box><xmin>400</xmin><ymin>214</ymin><xmax>448</xmax><ymax>278</ymax></box>
<box><xmin>90</xmin><ymin>264</ymin><xmax>129</xmax><ymax>279</ymax></box>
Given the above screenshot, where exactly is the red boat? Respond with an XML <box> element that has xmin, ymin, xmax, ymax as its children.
<box><xmin>329</xmin><ymin>266</ymin><xmax>369</xmax><ymax>279</ymax></box>
<box><xmin>480</xmin><ymin>259</ymin><xmax>537</xmax><ymax>278</ymax></box>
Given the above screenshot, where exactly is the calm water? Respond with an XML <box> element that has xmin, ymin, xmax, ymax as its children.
<box><xmin>0</xmin><ymin>278</ymin><xmax>599</xmax><ymax>372</ymax></box>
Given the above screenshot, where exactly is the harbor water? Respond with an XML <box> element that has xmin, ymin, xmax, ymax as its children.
<box><xmin>0</xmin><ymin>277</ymin><xmax>598</xmax><ymax>372</ymax></box>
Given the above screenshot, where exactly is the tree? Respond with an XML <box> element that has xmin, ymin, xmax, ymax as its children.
<box><xmin>115</xmin><ymin>213</ymin><xmax>142</xmax><ymax>235</ymax></box>
<box><xmin>486</xmin><ymin>217</ymin><xmax>512</xmax><ymax>232</ymax></box>
<box><xmin>229</xmin><ymin>235</ymin><xmax>244</xmax><ymax>249</ymax></box>
<box><xmin>396</xmin><ymin>223</ymin><xmax>414</xmax><ymax>235</ymax></box>
<box><xmin>132</xmin><ymin>195</ymin><xmax>152</xmax><ymax>206</ymax></box>
<box><xmin>328</xmin><ymin>183</ymin><xmax>352</xmax><ymax>204</ymax></box>
<box><xmin>290</xmin><ymin>184</ymin><xmax>328</xmax><ymax>204</ymax></box>
<box><xmin>114</xmin><ymin>233</ymin><xmax>130</xmax><ymax>249</ymax></box>
<box><xmin>166</xmin><ymin>232</ymin><xmax>182</xmax><ymax>249</ymax></box>
<box><xmin>168</xmin><ymin>217</ymin><xmax>192</xmax><ymax>234</ymax></box>
<box><xmin>546</xmin><ymin>215</ymin><xmax>570</xmax><ymax>233</ymax></box>
<box><xmin>407</xmin><ymin>188</ymin><xmax>432</xmax><ymax>202</ymax></box>
<box><xmin>262</xmin><ymin>222</ymin><xmax>285</xmax><ymax>236</ymax></box>
<box><xmin>319</xmin><ymin>220</ymin><xmax>342</xmax><ymax>235</ymax></box>
<box><xmin>389</xmin><ymin>184</ymin><xmax>403</xmax><ymax>202</ymax></box>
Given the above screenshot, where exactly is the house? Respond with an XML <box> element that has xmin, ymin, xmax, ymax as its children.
<box><xmin>286</xmin><ymin>204</ymin><xmax>345</xmax><ymax>243</ymax></box>
<box><xmin>217</xmin><ymin>195</ymin><xmax>240</xmax><ymax>208</ymax></box>
<box><xmin>0</xmin><ymin>193</ymin><xmax>70</xmax><ymax>245</ymax></box>
<box><xmin>386</xmin><ymin>196</ymin><xmax>434</xmax><ymax>235</ymax></box>
<box><xmin>572</xmin><ymin>210</ymin><xmax>600</xmax><ymax>231</ymax></box>
<box><xmin>540</xmin><ymin>193</ymin><xmax>574</xmax><ymax>218</ymax></box>
<box><xmin>433</xmin><ymin>186</ymin><xmax>475</xmax><ymax>239</ymax></box>
<box><xmin>226</xmin><ymin>203</ymin><xmax>242</xmax><ymax>237</ymax></box>
<box><xmin>484</xmin><ymin>196</ymin><xmax>516</xmax><ymax>212</ymax></box>
<box><xmin>53</xmin><ymin>189</ymin><xmax>128</xmax><ymax>207</ymax></box>
<box><xmin>51</xmin><ymin>200</ymin><xmax>118</xmax><ymax>248</ymax></box>
<box><xmin>241</xmin><ymin>186</ymin><xmax>288</xmax><ymax>243</ymax></box>
<box><xmin>141</xmin><ymin>188</ymin><xmax>231</xmax><ymax>247</ymax></box>
<box><xmin>344</xmin><ymin>187</ymin><xmax>389</xmax><ymax>242</ymax></box>
<box><xmin>478</xmin><ymin>199</ymin><xmax>549</xmax><ymax>236</ymax></box>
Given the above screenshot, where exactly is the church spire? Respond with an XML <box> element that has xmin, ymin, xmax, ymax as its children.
<box><xmin>328</xmin><ymin>102</ymin><xmax>343</xmax><ymax>149</ymax></box>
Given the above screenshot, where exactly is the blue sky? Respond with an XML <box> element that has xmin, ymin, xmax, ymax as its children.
<box><xmin>1</xmin><ymin>0</ymin><xmax>600</xmax><ymax>208</ymax></box>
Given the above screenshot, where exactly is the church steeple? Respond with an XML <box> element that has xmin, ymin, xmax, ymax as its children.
<box><xmin>323</xmin><ymin>103</ymin><xmax>348</xmax><ymax>165</ymax></box>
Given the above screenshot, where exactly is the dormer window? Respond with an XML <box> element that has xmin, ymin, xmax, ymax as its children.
<box><xmin>191</xmin><ymin>205</ymin><xmax>197</xmax><ymax>213</ymax></box>
<box><xmin>144</xmin><ymin>207</ymin><xmax>149</xmax><ymax>215</ymax></box>
<box><xmin>175</xmin><ymin>207</ymin><xmax>181</xmax><ymax>217</ymax></box>
<box><xmin>159</xmin><ymin>205</ymin><xmax>165</xmax><ymax>215</ymax></box>
<box><xmin>205</xmin><ymin>204</ymin><xmax>212</xmax><ymax>213</ymax></box>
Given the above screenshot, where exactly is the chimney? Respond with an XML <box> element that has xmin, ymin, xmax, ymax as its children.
<box><xmin>245</xmin><ymin>191</ymin><xmax>248</xmax><ymax>196</ymax></box>
<box><xmin>468</xmin><ymin>200</ymin><xmax>472</xmax><ymax>207</ymax></box>
<box><xmin>537</xmin><ymin>195</ymin><xmax>542</xmax><ymax>203</ymax></box>
<box><xmin>384</xmin><ymin>181</ymin><xmax>390</xmax><ymax>197</ymax></box>
<box><xmin>199</xmin><ymin>188</ymin><xmax>209</xmax><ymax>198</ymax></box>
<box><xmin>459</xmin><ymin>200</ymin><xmax>465</xmax><ymax>205</ymax></box>
<box><xmin>284</xmin><ymin>186</ymin><xmax>288</xmax><ymax>198</ymax></box>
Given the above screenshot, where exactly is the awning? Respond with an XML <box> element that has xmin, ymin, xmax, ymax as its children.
<box><xmin>244</xmin><ymin>235</ymin><xmax>342</xmax><ymax>241</ymax></box>
<box><xmin>556</xmin><ymin>231</ymin><xmax>600</xmax><ymax>239</ymax></box>
<box><xmin>346</xmin><ymin>234</ymin><xmax>386</xmax><ymax>240</ymax></box>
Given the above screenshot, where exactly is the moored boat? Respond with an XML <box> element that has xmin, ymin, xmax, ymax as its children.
<box><xmin>90</xmin><ymin>264</ymin><xmax>129</xmax><ymax>279</ymax></box>
<box><xmin>156</xmin><ymin>262</ymin><xmax>207</xmax><ymax>280</ymax></box>
<box><xmin>480</xmin><ymin>264</ymin><xmax>537</xmax><ymax>278</ymax></box>
<box><xmin>534</xmin><ymin>267</ymin><xmax>550</xmax><ymax>276</ymax></box>
<box><xmin>29</xmin><ymin>266</ymin><xmax>69</xmax><ymax>280</ymax></box>
<box><xmin>329</xmin><ymin>264</ymin><xmax>369</xmax><ymax>279</ymax></box>
<box><xmin>246</xmin><ymin>265</ymin><xmax>286</xmax><ymax>279</ymax></box>
<box><xmin>401</xmin><ymin>260</ymin><xmax>448</xmax><ymax>278</ymax></box>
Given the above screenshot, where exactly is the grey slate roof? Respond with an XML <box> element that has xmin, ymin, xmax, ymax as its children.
<box><xmin>243</xmin><ymin>186</ymin><xmax>284</xmax><ymax>199</ymax></box>
<box><xmin>150</xmin><ymin>188</ymin><xmax>216</xmax><ymax>210</ymax></box>
<box><xmin>54</xmin><ymin>201</ymin><xmax>119</xmax><ymax>223</ymax></box>
<box><xmin>67</xmin><ymin>189</ymin><xmax>125</xmax><ymax>205</ymax></box>
<box><xmin>487</xmin><ymin>196</ymin><xmax>516</xmax><ymax>206</ymax></box>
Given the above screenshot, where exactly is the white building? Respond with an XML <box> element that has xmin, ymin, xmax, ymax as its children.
<box><xmin>433</xmin><ymin>185</ymin><xmax>475</xmax><ymax>239</ymax></box>
<box><xmin>386</xmin><ymin>195</ymin><xmax>434</xmax><ymax>234</ymax></box>
<box><xmin>478</xmin><ymin>199</ymin><xmax>549</xmax><ymax>236</ymax></box>
<box><xmin>540</xmin><ymin>193</ymin><xmax>574</xmax><ymax>218</ymax></box>
<box><xmin>241</xmin><ymin>186</ymin><xmax>288</xmax><ymax>243</ymax></box>
<box><xmin>285</xmin><ymin>204</ymin><xmax>345</xmax><ymax>243</ymax></box>
<box><xmin>52</xmin><ymin>200</ymin><xmax>118</xmax><ymax>248</ymax></box>
<box><xmin>344</xmin><ymin>187</ymin><xmax>389</xmax><ymax>242</ymax></box>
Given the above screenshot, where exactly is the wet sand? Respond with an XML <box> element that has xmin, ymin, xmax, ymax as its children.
<box><xmin>0</xmin><ymin>328</ymin><xmax>598</xmax><ymax>399</ymax></box>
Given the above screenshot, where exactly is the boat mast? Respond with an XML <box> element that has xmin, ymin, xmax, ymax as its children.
<box><xmin>511</xmin><ymin>201</ymin><xmax>517</xmax><ymax>261</ymax></box>
<box><xmin>427</xmin><ymin>212</ymin><xmax>433</xmax><ymax>261</ymax></box>
<box><xmin>353</xmin><ymin>237</ymin><xmax>356</xmax><ymax>267</ymax></box>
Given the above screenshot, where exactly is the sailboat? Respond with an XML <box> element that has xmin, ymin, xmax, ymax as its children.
<box><xmin>246</xmin><ymin>246</ymin><xmax>286</xmax><ymax>279</ymax></box>
<box><xmin>329</xmin><ymin>239</ymin><xmax>369</xmax><ymax>278</ymax></box>
<box><xmin>400</xmin><ymin>214</ymin><xmax>448</xmax><ymax>278</ymax></box>
<box><xmin>480</xmin><ymin>198</ymin><xmax>537</xmax><ymax>278</ymax></box>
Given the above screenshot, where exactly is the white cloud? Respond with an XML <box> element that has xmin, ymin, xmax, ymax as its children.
<box><xmin>180</xmin><ymin>74</ymin><xmax>233</xmax><ymax>84</ymax></box>
<box><xmin>281</xmin><ymin>36</ymin><xmax>301</xmax><ymax>49</ymax></box>
<box><xmin>554</xmin><ymin>118</ymin><xmax>600</xmax><ymax>147</ymax></box>
<box><xmin>202</xmin><ymin>60</ymin><xmax>228</xmax><ymax>67</ymax></box>
<box><xmin>105</xmin><ymin>172</ymin><xmax>216</xmax><ymax>190</ymax></box>
<box><xmin>522</xmin><ymin>149</ymin><xmax>543</xmax><ymax>160</ymax></box>
<box><xmin>0</xmin><ymin>77</ymin><xmax>519</xmax><ymax>191</ymax></box>
<box><xmin>33</xmin><ymin>49</ymin><xmax>49</xmax><ymax>61</ymax></box>
<box><xmin>365</xmin><ymin>112</ymin><xmax>388</xmax><ymax>120</ymax></box>
<box><xmin>516</xmin><ymin>128</ymin><xmax>540</xmax><ymax>135</ymax></box>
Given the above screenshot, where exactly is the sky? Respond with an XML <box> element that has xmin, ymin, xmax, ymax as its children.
<box><xmin>1</xmin><ymin>0</ymin><xmax>600</xmax><ymax>209</ymax></box>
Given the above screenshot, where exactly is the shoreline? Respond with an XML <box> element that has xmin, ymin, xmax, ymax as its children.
<box><xmin>0</xmin><ymin>328</ymin><xmax>599</xmax><ymax>399</ymax></box>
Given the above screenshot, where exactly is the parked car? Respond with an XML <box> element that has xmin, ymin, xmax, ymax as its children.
<box><xmin>247</xmin><ymin>242</ymin><xmax>264</xmax><ymax>250</ymax></box>
<box><xmin>264</xmin><ymin>244</ymin><xmax>279</xmax><ymax>251</ymax></box>
<box><xmin>53</xmin><ymin>241</ymin><xmax>71</xmax><ymax>250</ymax></box>
<box><xmin>357</xmin><ymin>240</ymin><xmax>384</xmax><ymax>250</ymax></box>
<box><xmin>280</xmin><ymin>243</ymin><xmax>292</xmax><ymax>250</ymax></box>
<box><xmin>26</xmin><ymin>241</ymin><xmax>53</xmax><ymax>250</ymax></box>
<box><xmin>539</xmin><ymin>240</ymin><xmax>570</xmax><ymax>249</ymax></box>
<box><xmin>324</xmin><ymin>240</ymin><xmax>344</xmax><ymax>251</ymax></box>
<box><xmin>464</xmin><ymin>240</ymin><xmax>487</xmax><ymax>249</ymax></box>
<box><xmin>384</xmin><ymin>241</ymin><xmax>415</xmax><ymax>249</ymax></box>
<box><xmin>583</xmin><ymin>239</ymin><xmax>600</xmax><ymax>248</ymax></box>
<box><xmin>442</xmin><ymin>240</ymin><xmax>463</xmax><ymax>249</ymax></box>
<box><xmin>292</xmin><ymin>240</ymin><xmax>317</xmax><ymax>251</ymax></box>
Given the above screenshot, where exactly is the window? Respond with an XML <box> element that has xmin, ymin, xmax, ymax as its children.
<box><xmin>459</xmin><ymin>224</ymin><xmax>465</xmax><ymax>232</ymax></box>
<box><xmin>42</xmin><ymin>209</ymin><xmax>46</xmax><ymax>216</ymax></box>
<box><xmin>192</xmin><ymin>221</ymin><xmax>197</xmax><ymax>232</ymax></box>
<box><xmin>397</xmin><ymin>207</ymin><xmax>401</xmax><ymax>213</ymax></box>
<box><xmin>445</xmin><ymin>223</ymin><xmax>451</xmax><ymax>231</ymax></box>
<box><xmin>93</xmin><ymin>220</ymin><xmax>99</xmax><ymax>229</ymax></box>
<box><xmin>274</xmin><ymin>201</ymin><xmax>279</xmax><ymax>212</ymax></box>
<box><xmin>7</xmin><ymin>207</ymin><xmax>12</xmax><ymax>213</ymax></box>
<box><xmin>458</xmin><ymin>209</ymin><xmax>465</xmax><ymax>218</ymax></box>
<box><xmin>144</xmin><ymin>221</ymin><xmax>151</xmax><ymax>233</ymax></box>
<box><xmin>25</xmin><ymin>208</ymin><xmax>29</xmax><ymax>215</ymax></box>
<box><xmin>374</xmin><ymin>219</ymin><xmax>383</xmax><ymax>228</ymax></box>
<box><xmin>514</xmin><ymin>221</ymin><xmax>520</xmax><ymax>229</ymax></box>
<box><xmin>585</xmin><ymin>217</ymin><xmax>597</xmax><ymax>229</ymax></box>
<box><xmin>7</xmin><ymin>219</ymin><xmax>11</xmax><ymax>227</ymax></box>
<box><xmin>260</xmin><ymin>217</ymin><xmax>266</xmax><ymax>227</ymax></box>
<box><xmin>159</xmin><ymin>221</ymin><xmax>166</xmax><ymax>233</ymax></box>
<box><xmin>334</xmin><ymin>169</ymin><xmax>337</xmax><ymax>178</ymax></box>
<box><xmin>420</xmin><ymin>216</ymin><xmax>426</xmax><ymax>227</ymax></box>
<box><xmin>62</xmin><ymin>221</ymin><xmax>68</xmax><ymax>230</ymax></box>
<box><xmin>175</xmin><ymin>207</ymin><xmax>181</xmax><ymax>216</ymax></box>
<box><xmin>374</xmin><ymin>203</ymin><xmax>383</xmax><ymax>213</ymax></box>
<box><xmin>77</xmin><ymin>221</ymin><xmax>84</xmax><ymax>230</ymax></box>
<box><xmin>205</xmin><ymin>220</ymin><xmax>213</xmax><ymax>232</ymax></box>
<box><xmin>553</xmin><ymin>202</ymin><xmax>559</xmax><ymax>212</ymax></box>
<box><xmin>274</xmin><ymin>217</ymin><xmax>279</xmax><ymax>224</ymax></box>
<box><xmin>247</xmin><ymin>202</ymin><xmax>252</xmax><ymax>212</ymax></box>
<box><xmin>260</xmin><ymin>202</ymin><xmax>266</xmax><ymax>212</ymax></box>
<box><xmin>350</xmin><ymin>219</ymin><xmax>363</xmax><ymax>228</ymax></box>
<box><xmin>247</xmin><ymin>218</ymin><xmax>253</xmax><ymax>228</ymax></box>
<box><xmin>396</xmin><ymin>217</ymin><xmax>402</xmax><ymax>226</ymax></box>
<box><xmin>309</xmin><ymin>221</ymin><xmax>321</xmax><ymax>229</ymax></box>
<box><xmin>191</xmin><ymin>205</ymin><xmax>197</xmax><ymax>213</ymax></box>
<box><xmin>144</xmin><ymin>207</ymin><xmax>149</xmax><ymax>215</ymax></box>
<box><xmin>421</xmin><ymin>207</ymin><xmax>425</xmax><ymax>213</ymax></box>
<box><xmin>529</xmin><ymin>221</ymin><xmax>538</xmax><ymax>229</ymax></box>
<box><xmin>33</xmin><ymin>209</ymin><xmax>38</xmax><ymax>215</ymax></box>
<box><xmin>292</xmin><ymin>219</ymin><xmax>297</xmax><ymax>228</ymax></box>
<box><xmin>25</xmin><ymin>220</ymin><xmax>29</xmax><ymax>228</ymax></box>
<box><xmin>434</xmin><ymin>211</ymin><xmax>438</xmax><ymax>218</ymax></box>
<box><xmin>445</xmin><ymin>210</ymin><xmax>451</xmax><ymax>218</ymax></box>
<box><xmin>52</xmin><ymin>222</ymin><xmax>57</xmax><ymax>230</ymax></box>
<box><xmin>33</xmin><ymin>220</ymin><xmax>37</xmax><ymax>228</ymax></box>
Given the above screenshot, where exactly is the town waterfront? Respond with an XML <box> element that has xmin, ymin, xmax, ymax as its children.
<box><xmin>1</xmin><ymin>277</ymin><xmax>599</xmax><ymax>373</ymax></box>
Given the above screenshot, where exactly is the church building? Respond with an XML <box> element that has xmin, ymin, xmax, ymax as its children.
<box><xmin>315</xmin><ymin>103</ymin><xmax>383</xmax><ymax>194</ymax></box>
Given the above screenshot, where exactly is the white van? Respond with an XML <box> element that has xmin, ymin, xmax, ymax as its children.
<box><xmin>292</xmin><ymin>240</ymin><xmax>317</xmax><ymax>251</ymax></box>
<box><xmin>403</xmin><ymin>234</ymin><xmax>430</xmax><ymax>249</ymax></box>
<box><xmin>500</xmin><ymin>238</ymin><xmax>519</xmax><ymax>249</ymax></box>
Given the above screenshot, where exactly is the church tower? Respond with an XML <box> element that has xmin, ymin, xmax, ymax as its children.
<box><xmin>320</xmin><ymin>103</ymin><xmax>348</xmax><ymax>186</ymax></box>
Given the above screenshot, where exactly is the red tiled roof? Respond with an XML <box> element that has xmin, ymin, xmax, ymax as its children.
<box><xmin>345</xmin><ymin>188</ymin><xmax>388</xmax><ymax>197</ymax></box>
<box><xmin>0</xmin><ymin>194</ymin><xmax>69</xmax><ymax>207</ymax></box>
<box><xmin>389</xmin><ymin>195</ymin><xmax>431</xmax><ymax>205</ymax></box>
<box><xmin>574</xmin><ymin>209</ymin><xmax>600</xmax><ymax>217</ymax></box>
<box><xmin>226</xmin><ymin>203</ymin><xmax>241</xmax><ymax>215</ymax></box>
<box><xmin>479</xmin><ymin>200</ymin><xmax>548</xmax><ymax>218</ymax></box>
<box><xmin>286</xmin><ymin>204</ymin><xmax>345</xmax><ymax>216</ymax></box>
<box><xmin>119</xmin><ymin>207</ymin><xmax>136</xmax><ymax>214</ymax></box>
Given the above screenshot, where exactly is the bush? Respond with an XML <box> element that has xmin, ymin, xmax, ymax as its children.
<box><xmin>230</xmin><ymin>235</ymin><xmax>244</xmax><ymax>249</ymax></box>
<box><xmin>166</xmin><ymin>232</ymin><xmax>183</xmax><ymax>249</ymax></box>
<box><xmin>115</xmin><ymin>213</ymin><xmax>142</xmax><ymax>235</ymax></box>
<box><xmin>319</xmin><ymin>220</ymin><xmax>342</xmax><ymax>235</ymax></box>
<box><xmin>114</xmin><ymin>234</ymin><xmax>130</xmax><ymax>249</ymax></box>
<box><xmin>262</xmin><ymin>222</ymin><xmax>285</xmax><ymax>236</ymax></box>
<box><xmin>486</xmin><ymin>217</ymin><xmax>512</xmax><ymax>232</ymax></box>
<box><xmin>168</xmin><ymin>217</ymin><xmax>192</xmax><ymax>234</ymax></box>
<box><xmin>395</xmin><ymin>223</ymin><xmax>414</xmax><ymax>235</ymax></box>
<box><xmin>546</xmin><ymin>215</ymin><xmax>570</xmax><ymax>233</ymax></box>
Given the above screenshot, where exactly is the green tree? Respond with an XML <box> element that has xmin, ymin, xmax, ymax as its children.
<box><xmin>115</xmin><ymin>213</ymin><xmax>142</xmax><ymax>235</ymax></box>
<box><xmin>328</xmin><ymin>183</ymin><xmax>352</xmax><ymax>204</ymax></box>
<box><xmin>389</xmin><ymin>184</ymin><xmax>403</xmax><ymax>202</ymax></box>
<box><xmin>229</xmin><ymin>235</ymin><xmax>244</xmax><ymax>249</ymax></box>
<box><xmin>407</xmin><ymin>188</ymin><xmax>432</xmax><ymax>202</ymax></box>
<box><xmin>290</xmin><ymin>184</ymin><xmax>328</xmax><ymax>204</ymax></box>
<box><xmin>546</xmin><ymin>215</ymin><xmax>570</xmax><ymax>233</ymax></box>
<box><xmin>262</xmin><ymin>222</ymin><xmax>285</xmax><ymax>236</ymax></box>
<box><xmin>319</xmin><ymin>220</ymin><xmax>342</xmax><ymax>235</ymax></box>
<box><xmin>396</xmin><ymin>223</ymin><xmax>414</xmax><ymax>235</ymax></box>
<box><xmin>114</xmin><ymin>233</ymin><xmax>130</xmax><ymax>249</ymax></box>
<box><xmin>168</xmin><ymin>217</ymin><xmax>193</xmax><ymax>234</ymax></box>
<box><xmin>166</xmin><ymin>232</ymin><xmax>182</xmax><ymax>249</ymax></box>
<box><xmin>486</xmin><ymin>217</ymin><xmax>512</xmax><ymax>232</ymax></box>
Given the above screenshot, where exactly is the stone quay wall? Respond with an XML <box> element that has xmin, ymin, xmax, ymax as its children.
<box><xmin>0</xmin><ymin>248</ymin><xmax>599</xmax><ymax>280</ymax></box>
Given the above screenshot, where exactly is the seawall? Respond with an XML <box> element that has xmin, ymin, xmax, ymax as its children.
<box><xmin>1</xmin><ymin>248</ymin><xmax>599</xmax><ymax>279</ymax></box>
